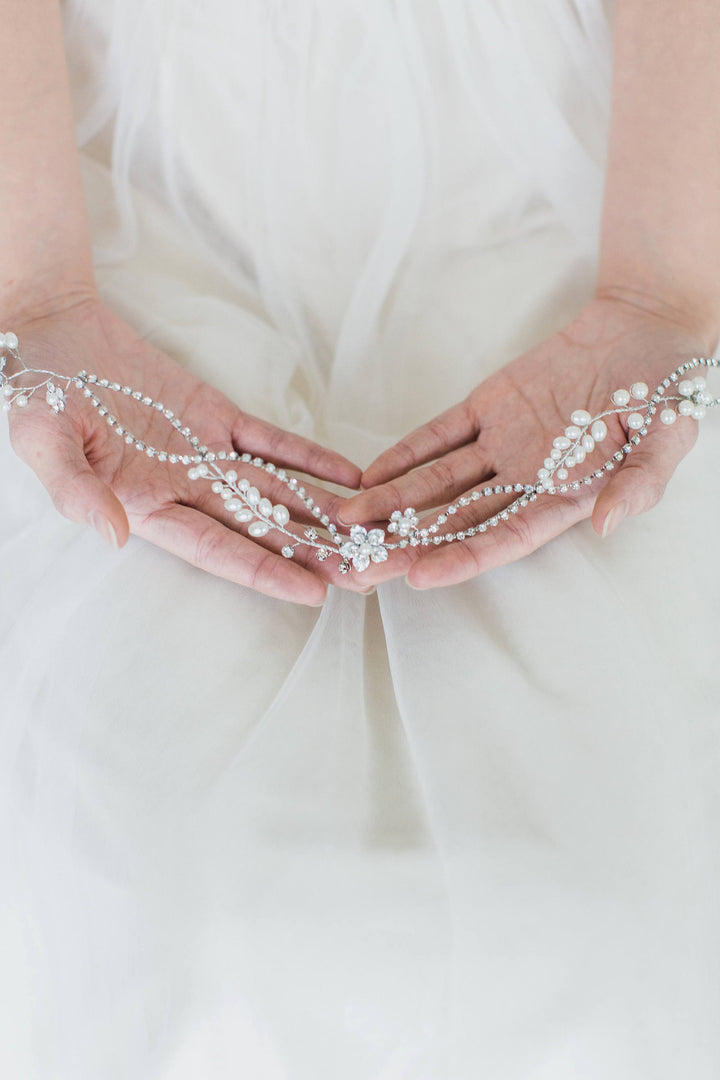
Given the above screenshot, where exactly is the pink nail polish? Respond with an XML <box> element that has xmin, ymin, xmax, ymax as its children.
<box><xmin>601</xmin><ymin>501</ymin><xmax>628</xmax><ymax>539</ymax></box>
<box><xmin>88</xmin><ymin>510</ymin><xmax>119</xmax><ymax>550</ymax></box>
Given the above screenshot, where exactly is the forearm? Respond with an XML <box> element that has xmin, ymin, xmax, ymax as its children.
<box><xmin>597</xmin><ymin>0</ymin><xmax>720</xmax><ymax>344</ymax></box>
<box><xmin>0</xmin><ymin>0</ymin><xmax>95</xmax><ymax>322</ymax></box>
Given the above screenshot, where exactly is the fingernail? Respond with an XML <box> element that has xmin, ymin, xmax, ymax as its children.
<box><xmin>601</xmin><ymin>501</ymin><xmax>628</xmax><ymax>539</ymax></box>
<box><xmin>88</xmin><ymin>510</ymin><xmax>119</xmax><ymax>550</ymax></box>
<box><xmin>360</xmin><ymin>585</ymin><xmax>377</xmax><ymax>595</ymax></box>
<box><xmin>405</xmin><ymin>576</ymin><xmax>424</xmax><ymax>591</ymax></box>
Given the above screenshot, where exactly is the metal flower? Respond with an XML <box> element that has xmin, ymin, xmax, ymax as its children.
<box><xmin>339</xmin><ymin>525</ymin><xmax>388</xmax><ymax>572</ymax></box>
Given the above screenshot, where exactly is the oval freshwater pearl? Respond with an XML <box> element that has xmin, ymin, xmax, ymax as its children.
<box><xmin>550</xmin><ymin>448</ymin><xmax>563</xmax><ymax>461</ymax></box>
<box><xmin>257</xmin><ymin>497</ymin><xmax>273</xmax><ymax>517</ymax></box>
<box><xmin>537</xmin><ymin>467</ymin><xmax>550</xmax><ymax>480</ymax></box>
<box><xmin>678</xmin><ymin>399</ymin><xmax>695</xmax><ymax>416</ymax></box>
<box><xmin>630</xmin><ymin>382</ymin><xmax>649</xmax><ymax>399</ymax></box>
<box><xmin>553</xmin><ymin>436</ymin><xmax>571</xmax><ymax>450</ymax></box>
<box><xmin>15</xmin><ymin>394</ymin><xmax>28</xmax><ymax>407</ymax></box>
<box><xmin>556</xmin><ymin>468</ymin><xmax>568</xmax><ymax>480</ymax></box>
<box><xmin>612</xmin><ymin>389</ymin><xmax>630</xmax><ymax>406</ymax></box>
<box><xmin>627</xmin><ymin>412</ymin><xmax>644</xmax><ymax>430</ymax></box>
<box><xmin>581</xmin><ymin>434</ymin><xmax>595</xmax><ymax>453</ymax></box>
<box><xmin>225</xmin><ymin>470</ymin><xmax>238</xmax><ymax>483</ymax></box>
<box><xmin>565</xmin><ymin>455</ymin><xmax>576</xmax><ymax>467</ymax></box>
<box><xmin>590</xmin><ymin>420</ymin><xmax>607</xmax><ymax>442</ymax></box>
<box><xmin>543</xmin><ymin>458</ymin><xmax>555</xmax><ymax>470</ymax></box>
<box><xmin>272</xmin><ymin>504</ymin><xmax>290</xmax><ymax>526</ymax></box>
<box><xmin>246</xmin><ymin>487</ymin><xmax>260</xmax><ymax>504</ymax></box>
<box><xmin>225</xmin><ymin>499</ymin><xmax>241</xmax><ymax>511</ymax></box>
<box><xmin>248</xmin><ymin>520</ymin><xmax>270</xmax><ymax>537</ymax></box>
<box><xmin>235</xmin><ymin>509</ymin><xmax>254</xmax><ymax>523</ymax></box>
<box><xmin>660</xmin><ymin>408</ymin><xmax>677</xmax><ymax>425</ymax></box>
<box><xmin>573</xmin><ymin>447</ymin><xmax>586</xmax><ymax>464</ymax></box>
<box><xmin>570</xmin><ymin>409</ymin><xmax>591</xmax><ymax>426</ymax></box>
<box><xmin>4</xmin><ymin>332</ymin><xmax>18</xmax><ymax>349</ymax></box>
<box><xmin>678</xmin><ymin>380</ymin><xmax>694</xmax><ymax>397</ymax></box>
<box><xmin>238</xmin><ymin>478</ymin><xmax>250</xmax><ymax>492</ymax></box>
<box><xmin>564</xmin><ymin>425</ymin><xmax>581</xmax><ymax>440</ymax></box>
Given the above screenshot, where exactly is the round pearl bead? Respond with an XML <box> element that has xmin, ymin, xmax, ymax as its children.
<box><xmin>537</xmin><ymin>467</ymin><xmax>550</xmax><ymax>480</ymax></box>
<box><xmin>692</xmin><ymin>404</ymin><xmax>707</xmax><ymax>420</ymax></box>
<box><xmin>544</xmin><ymin>458</ymin><xmax>555</xmax><ymax>470</ymax></box>
<box><xmin>678</xmin><ymin>380</ymin><xmax>695</xmax><ymax>397</ymax></box>
<box><xmin>3</xmin><ymin>385</ymin><xmax>14</xmax><ymax>398</ymax></box>
<box><xmin>630</xmin><ymin>382</ymin><xmax>649</xmax><ymax>400</ymax></box>
<box><xmin>612</xmin><ymin>389</ymin><xmax>630</xmax><ymax>406</ymax></box>
<box><xmin>248</xmin><ymin>520</ymin><xmax>270</xmax><ymax>537</ymax></box>
<box><xmin>693</xmin><ymin>375</ymin><xmax>707</xmax><ymax>390</ymax></box>
<box><xmin>4</xmin><ymin>332</ymin><xmax>18</xmax><ymax>350</ymax></box>
<box><xmin>550</xmin><ymin>449</ymin><xmax>563</xmax><ymax>461</ymax></box>
<box><xmin>590</xmin><ymin>419</ymin><xmax>607</xmax><ymax>442</ymax></box>
<box><xmin>225</xmin><ymin>470</ymin><xmax>238</xmax><ymax>483</ymax></box>
<box><xmin>570</xmin><ymin>409</ymin><xmax>592</xmax><ymax>426</ymax></box>
<box><xmin>660</xmin><ymin>408</ymin><xmax>677</xmax><ymax>425</ymax></box>
<box><xmin>627</xmin><ymin>412</ymin><xmax>644</xmax><ymax>430</ymax></box>
<box><xmin>678</xmin><ymin>399</ymin><xmax>695</xmax><ymax>416</ymax></box>
<box><xmin>15</xmin><ymin>394</ymin><xmax>28</xmax><ymax>407</ymax></box>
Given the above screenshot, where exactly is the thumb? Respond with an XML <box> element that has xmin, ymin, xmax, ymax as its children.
<box><xmin>10</xmin><ymin>415</ymin><xmax>130</xmax><ymax>548</ymax></box>
<box><xmin>591</xmin><ymin>418</ymin><xmax>698</xmax><ymax>538</ymax></box>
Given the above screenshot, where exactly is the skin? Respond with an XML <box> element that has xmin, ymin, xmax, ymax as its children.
<box><xmin>342</xmin><ymin>0</ymin><xmax>720</xmax><ymax>587</ymax></box>
<box><xmin>3</xmin><ymin>1</ymin><xmax>720</xmax><ymax>600</ymax></box>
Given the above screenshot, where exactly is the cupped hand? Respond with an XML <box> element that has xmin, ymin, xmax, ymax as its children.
<box><xmin>5</xmin><ymin>296</ymin><xmax>366</xmax><ymax>606</ymax></box>
<box><xmin>340</xmin><ymin>296</ymin><xmax>716</xmax><ymax>589</ymax></box>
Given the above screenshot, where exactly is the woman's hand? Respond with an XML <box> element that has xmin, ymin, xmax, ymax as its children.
<box><xmin>340</xmin><ymin>297</ymin><xmax>715</xmax><ymax>589</ymax></box>
<box><xmin>6</xmin><ymin>296</ymin><xmax>364</xmax><ymax>606</ymax></box>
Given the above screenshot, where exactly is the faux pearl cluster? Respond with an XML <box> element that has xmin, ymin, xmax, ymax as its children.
<box><xmin>1</xmin><ymin>332</ymin><xmax>718</xmax><ymax>573</ymax></box>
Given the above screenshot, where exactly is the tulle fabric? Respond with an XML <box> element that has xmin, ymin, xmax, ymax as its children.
<box><xmin>2</xmin><ymin>2</ymin><xmax>720</xmax><ymax>1077</ymax></box>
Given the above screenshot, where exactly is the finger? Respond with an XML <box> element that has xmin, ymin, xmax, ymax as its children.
<box><xmin>339</xmin><ymin>443</ymin><xmax>494</xmax><ymax>525</ymax></box>
<box><xmin>234</xmin><ymin>415</ymin><xmax>362</xmax><ymax>489</ymax></box>
<box><xmin>138</xmin><ymin>503</ymin><xmax>328</xmax><ymax>606</ymax></box>
<box><xmin>407</xmin><ymin>488</ymin><xmax>587</xmax><ymax>589</ymax></box>
<box><xmin>591</xmin><ymin>413</ymin><xmax>698</xmax><ymax>537</ymax></box>
<box><xmin>9</xmin><ymin>411</ymin><xmax>129</xmax><ymax>548</ymax></box>
<box><xmin>360</xmin><ymin>400</ymin><xmax>479</xmax><ymax>488</ymax></box>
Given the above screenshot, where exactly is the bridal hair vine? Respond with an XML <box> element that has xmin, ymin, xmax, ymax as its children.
<box><xmin>1</xmin><ymin>330</ymin><xmax>718</xmax><ymax>573</ymax></box>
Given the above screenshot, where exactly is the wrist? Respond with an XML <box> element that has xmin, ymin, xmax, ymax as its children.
<box><xmin>0</xmin><ymin>274</ymin><xmax>98</xmax><ymax>330</ymax></box>
<box><xmin>593</xmin><ymin>281</ymin><xmax>720</xmax><ymax>353</ymax></box>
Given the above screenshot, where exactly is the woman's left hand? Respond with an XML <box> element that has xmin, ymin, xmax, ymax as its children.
<box><xmin>339</xmin><ymin>296</ymin><xmax>714</xmax><ymax>589</ymax></box>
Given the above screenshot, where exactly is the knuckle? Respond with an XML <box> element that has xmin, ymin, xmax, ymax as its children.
<box><xmin>192</xmin><ymin>525</ymin><xmax>227</xmax><ymax>570</ymax></box>
<box><xmin>501</xmin><ymin>510</ymin><xmax>535</xmax><ymax>550</ymax></box>
<box><xmin>248</xmin><ymin>549</ymin><xmax>281</xmax><ymax>592</ymax></box>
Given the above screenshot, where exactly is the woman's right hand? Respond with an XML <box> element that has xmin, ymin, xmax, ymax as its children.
<box><xmin>5</xmin><ymin>295</ymin><xmax>364</xmax><ymax>606</ymax></box>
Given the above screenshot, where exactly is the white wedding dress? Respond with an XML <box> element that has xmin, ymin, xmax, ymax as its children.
<box><xmin>2</xmin><ymin>2</ymin><xmax>720</xmax><ymax>1077</ymax></box>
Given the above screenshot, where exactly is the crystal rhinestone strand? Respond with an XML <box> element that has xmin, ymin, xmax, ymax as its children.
<box><xmin>1</xmin><ymin>332</ymin><xmax>718</xmax><ymax>573</ymax></box>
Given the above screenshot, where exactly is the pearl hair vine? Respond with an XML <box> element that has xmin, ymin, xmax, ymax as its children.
<box><xmin>1</xmin><ymin>330</ymin><xmax>718</xmax><ymax>573</ymax></box>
